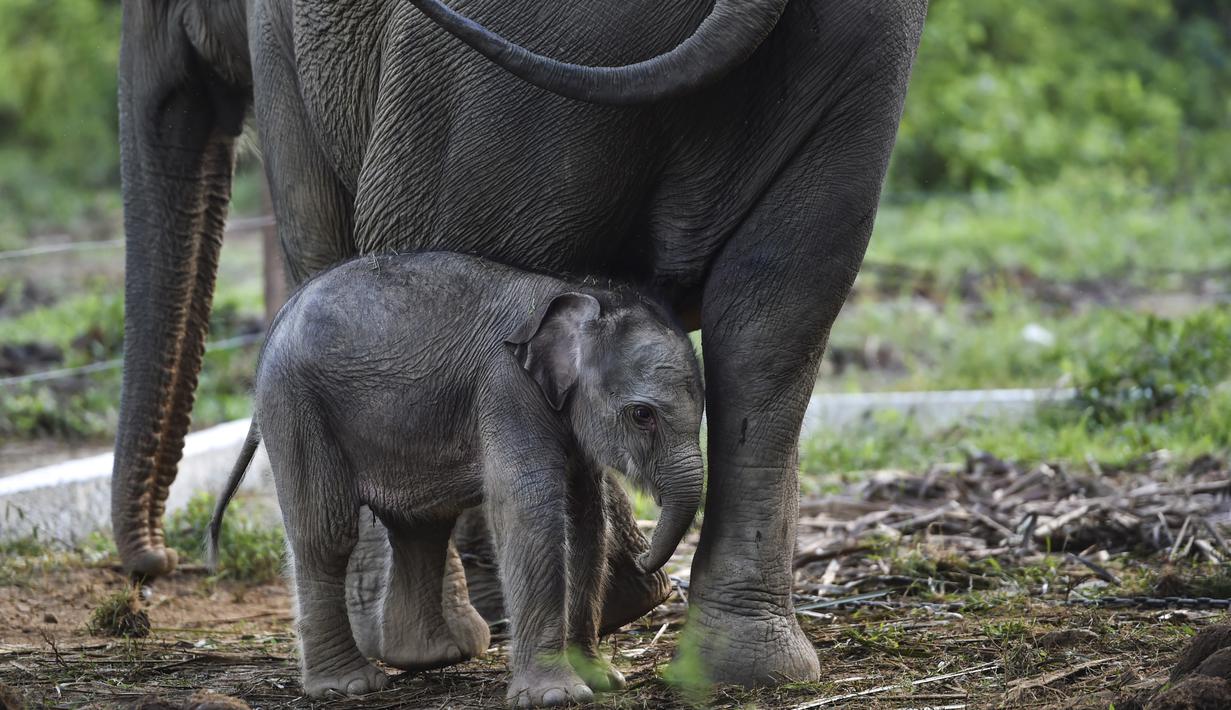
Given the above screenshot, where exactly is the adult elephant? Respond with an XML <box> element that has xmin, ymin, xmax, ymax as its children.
<box><xmin>113</xmin><ymin>0</ymin><xmax>926</xmax><ymax>686</ymax></box>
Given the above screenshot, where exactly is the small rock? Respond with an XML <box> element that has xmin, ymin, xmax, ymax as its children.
<box><xmin>42</xmin><ymin>613</ymin><xmax>57</xmax><ymax>624</ymax></box>
<box><xmin>1021</xmin><ymin>323</ymin><xmax>1056</xmax><ymax>347</ymax></box>
<box><xmin>1036</xmin><ymin>628</ymin><xmax>1099</xmax><ymax>650</ymax></box>
<box><xmin>0</xmin><ymin>682</ymin><xmax>24</xmax><ymax>710</ymax></box>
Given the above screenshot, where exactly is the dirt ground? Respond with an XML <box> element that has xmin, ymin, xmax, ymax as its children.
<box><xmin>4</xmin><ymin>460</ymin><xmax>1231</xmax><ymax>708</ymax></box>
<box><xmin>0</xmin><ymin>562</ymin><xmax>1221</xmax><ymax>709</ymax></box>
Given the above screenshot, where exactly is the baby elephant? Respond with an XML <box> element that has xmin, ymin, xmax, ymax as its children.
<box><xmin>211</xmin><ymin>252</ymin><xmax>704</xmax><ymax>706</ymax></box>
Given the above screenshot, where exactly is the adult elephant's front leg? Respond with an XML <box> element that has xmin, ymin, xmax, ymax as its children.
<box><xmin>684</xmin><ymin>8</ymin><xmax>923</xmax><ymax>682</ymax></box>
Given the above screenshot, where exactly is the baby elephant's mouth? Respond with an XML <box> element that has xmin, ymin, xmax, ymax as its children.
<box><xmin>608</xmin><ymin>464</ymin><xmax>662</xmax><ymax>506</ymax></box>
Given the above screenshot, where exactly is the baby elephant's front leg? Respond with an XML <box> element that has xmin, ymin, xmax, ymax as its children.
<box><xmin>487</xmin><ymin>461</ymin><xmax>592</xmax><ymax>708</ymax></box>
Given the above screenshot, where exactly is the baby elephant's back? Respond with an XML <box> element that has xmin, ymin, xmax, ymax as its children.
<box><xmin>267</xmin><ymin>252</ymin><xmax>552</xmax><ymax>386</ymax></box>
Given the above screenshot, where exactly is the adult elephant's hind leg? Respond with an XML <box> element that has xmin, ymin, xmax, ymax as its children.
<box><xmin>685</xmin><ymin>2</ymin><xmax>924</xmax><ymax>685</ymax></box>
<box><xmin>251</xmin><ymin>0</ymin><xmax>354</xmax><ymax>285</ymax></box>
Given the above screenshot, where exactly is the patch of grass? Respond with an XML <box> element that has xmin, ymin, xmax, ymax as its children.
<box><xmin>87</xmin><ymin>587</ymin><xmax>150</xmax><ymax>638</ymax></box>
<box><xmin>869</xmin><ymin>181</ymin><xmax>1231</xmax><ymax>288</ymax></box>
<box><xmin>0</xmin><ymin>528</ymin><xmax>117</xmax><ymax>586</ymax></box>
<box><xmin>983</xmin><ymin>618</ymin><xmax>1032</xmax><ymax>642</ymax></box>
<box><xmin>165</xmin><ymin>493</ymin><xmax>284</xmax><ymax>585</ymax></box>
<box><xmin>1122</xmin><ymin>562</ymin><xmax>1231</xmax><ymax>599</ymax></box>
<box><xmin>0</xmin><ymin>343</ymin><xmax>259</xmax><ymax>441</ymax></box>
<box><xmin>883</xmin><ymin>546</ymin><xmax>1008</xmax><ymax>594</ymax></box>
<box><xmin>0</xmin><ymin>534</ymin><xmax>50</xmax><ymax>557</ymax></box>
<box><xmin>802</xmin><ymin>392</ymin><xmax>1231</xmax><ymax>481</ymax></box>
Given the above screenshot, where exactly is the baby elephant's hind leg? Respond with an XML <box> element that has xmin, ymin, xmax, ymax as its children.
<box><xmin>273</xmin><ymin>428</ymin><xmax>386</xmax><ymax>697</ymax></box>
<box><xmin>379</xmin><ymin>522</ymin><xmax>489</xmax><ymax>670</ymax></box>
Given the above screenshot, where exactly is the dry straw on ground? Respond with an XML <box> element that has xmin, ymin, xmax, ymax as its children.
<box><xmin>2</xmin><ymin>451</ymin><xmax>1229</xmax><ymax>708</ymax></box>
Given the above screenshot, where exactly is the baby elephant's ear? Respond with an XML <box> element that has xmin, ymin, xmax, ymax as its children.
<box><xmin>506</xmin><ymin>292</ymin><xmax>601</xmax><ymax>410</ymax></box>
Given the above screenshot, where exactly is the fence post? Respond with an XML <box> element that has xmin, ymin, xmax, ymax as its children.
<box><xmin>261</xmin><ymin>181</ymin><xmax>287</xmax><ymax>326</ymax></box>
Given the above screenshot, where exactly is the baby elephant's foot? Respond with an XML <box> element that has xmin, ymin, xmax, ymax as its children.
<box><xmin>444</xmin><ymin>598</ymin><xmax>492</xmax><ymax>660</ymax></box>
<box><xmin>382</xmin><ymin>632</ymin><xmax>471</xmax><ymax>672</ymax></box>
<box><xmin>303</xmin><ymin>661</ymin><xmax>388</xmax><ymax>698</ymax></box>
<box><xmin>506</xmin><ymin>666</ymin><xmax>593</xmax><ymax>708</ymax></box>
<box><xmin>570</xmin><ymin>652</ymin><xmax>626</xmax><ymax>692</ymax></box>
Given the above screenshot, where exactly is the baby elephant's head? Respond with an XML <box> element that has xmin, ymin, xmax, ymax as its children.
<box><xmin>507</xmin><ymin>290</ymin><xmax>704</xmax><ymax>574</ymax></box>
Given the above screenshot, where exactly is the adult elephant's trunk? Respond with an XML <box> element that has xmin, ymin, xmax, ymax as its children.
<box><xmin>407</xmin><ymin>0</ymin><xmax>788</xmax><ymax>105</ymax></box>
<box><xmin>637</xmin><ymin>452</ymin><xmax>704</xmax><ymax>574</ymax></box>
<box><xmin>112</xmin><ymin>1</ymin><xmax>251</xmax><ymax>579</ymax></box>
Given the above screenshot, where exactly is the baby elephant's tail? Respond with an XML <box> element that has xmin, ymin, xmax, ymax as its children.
<box><xmin>207</xmin><ymin>418</ymin><xmax>262</xmax><ymax>570</ymax></box>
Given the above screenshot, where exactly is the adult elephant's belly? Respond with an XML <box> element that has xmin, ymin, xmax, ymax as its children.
<box><xmin>325</xmin><ymin>22</ymin><xmax>668</xmax><ymax>285</ymax></box>
<box><xmin>352</xmin><ymin>102</ymin><xmax>663</xmax><ymax>281</ymax></box>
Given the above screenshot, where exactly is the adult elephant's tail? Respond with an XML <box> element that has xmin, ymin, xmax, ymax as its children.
<box><xmin>407</xmin><ymin>0</ymin><xmax>788</xmax><ymax>105</ymax></box>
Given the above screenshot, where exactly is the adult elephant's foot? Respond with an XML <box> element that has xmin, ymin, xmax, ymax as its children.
<box><xmin>680</xmin><ymin>603</ymin><xmax>819</xmax><ymax>686</ymax></box>
<box><xmin>381</xmin><ymin>627</ymin><xmax>470</xmax><ymax>672</ymax></box>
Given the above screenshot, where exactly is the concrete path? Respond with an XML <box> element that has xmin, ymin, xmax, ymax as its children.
<box><xmin>0</xmin><ymin>388</ymin><xmax>1074</xmax><ymax>542</ymax></box>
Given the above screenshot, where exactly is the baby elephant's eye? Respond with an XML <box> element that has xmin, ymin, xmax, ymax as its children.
<box><xmin>629</xmin><ymin>404</ymin><xmax>657</xmax><ymax>431</ymax></box>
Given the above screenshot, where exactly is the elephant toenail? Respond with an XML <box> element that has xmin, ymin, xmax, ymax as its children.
<box><xmin>542</xmin><ymin>688</ymin><xmax>567</xmax><ymax>705</ymax></box>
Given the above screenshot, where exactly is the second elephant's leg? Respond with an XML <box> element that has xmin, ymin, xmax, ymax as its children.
<box><xmin>597</xmin><ymin>474</ymin><xmax>672</xmax><ymax>633</ymax></box>
<box><xmin>345</xmin><ymin>508</ymin><xmax>390</xmax><ymax>659</ymax></box>
<box><xmin>378</xmin><ymin>521</ymin><xmax>489</xmax><ymax>671</ymax></box>
<box><xmin>456</xmin><ymin>474</ymin><xmax>670</xmax><ymax>632</ymax></box>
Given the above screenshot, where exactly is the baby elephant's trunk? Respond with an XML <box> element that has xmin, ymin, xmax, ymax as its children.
<box><xmin>636</xmin><ymin>453</ymin><xmax>704</xmax><ymax>574</ymax></box>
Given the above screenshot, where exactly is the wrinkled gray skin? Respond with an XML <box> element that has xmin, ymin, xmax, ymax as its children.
<box><xmin>210</xmin><ymin>252</ymin><xmax>705</xmax><ymax>703</ymax></box>
<box><xmin>112</xmin><ymin>0</ymin><xmax>927</xmax><ymax>685</ymax></box>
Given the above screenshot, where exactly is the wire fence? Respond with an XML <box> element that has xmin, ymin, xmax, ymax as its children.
<box><xmin>1</xmin><ymin>216</ymin><xmax>275</xmax><ymax>389</ymax></box>
<box><xmin>2</xmin><ymin>182</ymin><xmax>1228</xmax><ymax>388</ymax></box>
<box><xmin>0</xmin><ymin>215</ymin><xmax>275</xmax><ymax>262</ymax></box>
<box><xmin>0</xmin><ymin>334</ymin><xmax>264</xmax><ymax>389</ymax></box>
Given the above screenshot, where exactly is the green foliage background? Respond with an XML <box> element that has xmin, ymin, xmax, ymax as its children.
<box><xmin>1</xmin><ymin>0</ymin><xmax>1229</xmax><ymax>231</ymax></box>
<box><xmin>0</xmin><ymin>0</ymin><xmax>120</xmax><ymax>236</ymax></box>
<box><xmin>890</xmin><ymin>0</ymin><xmax>1231</xmax><ymax>191</ymax></box>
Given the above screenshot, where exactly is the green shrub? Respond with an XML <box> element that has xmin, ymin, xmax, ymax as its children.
<box><xmin>165</xmin><ymin>492</ymin><xmax>284</xmax><ymax>585</ymax></box>
<box><xmin>1073</xmin><ymin>308</ymin><xmax>1231</xmax><ymax>424</ymax></box>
